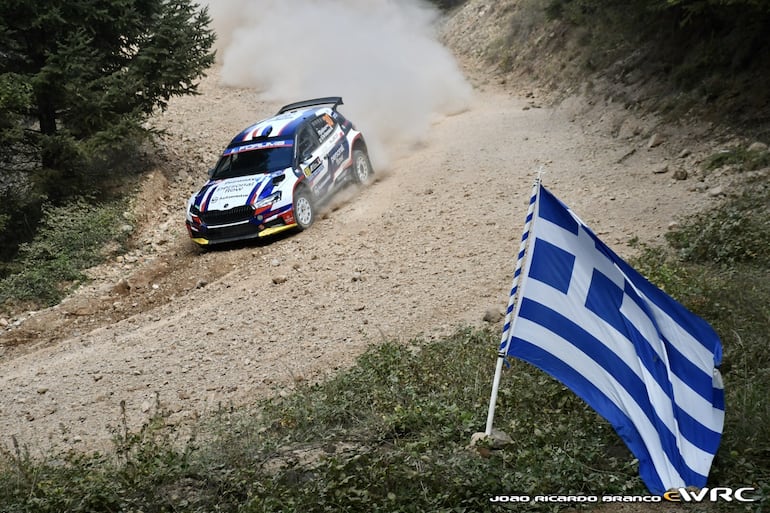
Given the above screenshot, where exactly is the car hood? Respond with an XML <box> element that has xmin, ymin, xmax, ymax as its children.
<box><xmin>193</xmin><ymin>172</ymin><xmax>285</xmax><ymax>212</ymax></box>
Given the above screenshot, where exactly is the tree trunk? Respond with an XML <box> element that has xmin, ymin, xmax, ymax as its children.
<box><xmin>37</xmin><ymin>93</ymin><xmax>57</xmax><ymax>136</ymax></box>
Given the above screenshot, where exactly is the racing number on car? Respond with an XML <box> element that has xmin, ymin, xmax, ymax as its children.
<box><xmin>304</xmin><ymin>157</ymin><xmax>322</xmax><ymax>179</ymax></box>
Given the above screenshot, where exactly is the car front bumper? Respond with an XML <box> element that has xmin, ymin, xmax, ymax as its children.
<box><xmin>186</xmin><ymin>218</ymin><xmax>297</xmax><ymax>245</ymax></box>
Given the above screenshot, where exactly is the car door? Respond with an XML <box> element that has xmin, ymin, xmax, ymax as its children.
<box><xmin>296</xmin><ymin>124</ymin><xmax>332</xmax><ymax>198</ymax></box>
<box><xmin>311</xmin><ymin>113</ymin><xmax>350</xmax><ymax>187</ymax></box>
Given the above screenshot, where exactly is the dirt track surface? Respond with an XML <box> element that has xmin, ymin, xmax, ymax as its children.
<box><xmin>0</xmin><ymin>66</ymin><xmax>721</xmax><ymax>453</ymax></box>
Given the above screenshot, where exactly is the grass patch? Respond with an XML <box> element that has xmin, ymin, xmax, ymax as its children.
<box><xmin>665</xmin><ymin>184</ymin><xmax>770</xmax><ymax>266</ymax></box>
<box><xmin>702</xmin><ymin>147</ymin><xmax>770</xmax><ymax>173</ymax></box>
<box><xmin>198</xmin><ymin>330</ymin><xmax>643</xmax><ymax>511</ymax></box>
<box><xmin>0</xmin><ymin>197</ymin><xmax>130</xmax><ymax>309</ymax></box>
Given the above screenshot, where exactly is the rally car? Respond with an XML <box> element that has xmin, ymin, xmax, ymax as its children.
<box><xmin>185</xmin><ymin>97</ymin><xmax>373</xmax><ymax>246</ymax></box>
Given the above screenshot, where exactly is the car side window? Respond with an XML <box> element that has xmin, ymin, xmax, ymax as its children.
<box><xmin>309</xmin><ymin>114</ymin><xmax>336</xmax><ymax>144</ymax></box>
<box><xmin>297</xmin><ymin>125</ymin><xmax>319</xmax><ymax>161</ymax></box>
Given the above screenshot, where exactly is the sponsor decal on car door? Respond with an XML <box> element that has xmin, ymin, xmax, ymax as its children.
<box><xmin>313</xmin><ymin>115</ymin><xmax>349</xmax><ymax>192</ymax></box>
<box><xmin>306</xmin><ymin>147</ymin><xmax>333</xmax><ymax>198</ymax></box>
<box><xmin>327</xmin><ymin>138</ymin><xmax>350</xmax><ymax>177</ymax></box>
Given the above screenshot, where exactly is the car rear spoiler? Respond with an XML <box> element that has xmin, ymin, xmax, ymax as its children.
<box><xmin>277</xmin><ymin>97</ymin><xmax>343</xmax><ymax>114</ymax></box>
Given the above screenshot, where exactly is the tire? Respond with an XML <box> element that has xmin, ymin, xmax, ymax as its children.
<box><xmin>351</xmin><ymin>148</ymin><xmax>373</xmax><ymax>185</ymax></box>
<box><xmin>293</xmin><ymin>188</ymin><xmax>315</xmax><ymax>230</ymax></box>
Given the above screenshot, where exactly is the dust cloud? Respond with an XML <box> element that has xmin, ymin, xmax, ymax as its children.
<box><xmin>200</xmin><ymin>0</ymin><xmax>473</xmax><ymax>167</ymax></box>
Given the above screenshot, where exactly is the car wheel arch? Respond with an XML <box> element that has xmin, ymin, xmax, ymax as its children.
<box><xmin>351</xmin><ymin>135</ymin><xmax>368</xmax><ymax>155</ymax></box>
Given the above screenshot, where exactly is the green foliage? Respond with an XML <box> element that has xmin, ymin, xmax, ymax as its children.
<box><xmin>0</xmin><ymin>185</ymin><xmax>44</xmax><ymax>260</ymax></box>
<box><xmin>547</xmin><ymin>0</ymin><xmax>770</xmax><ymax>20</ymax></box>
<box><xmin>0</xmin><ymin>198</ymin><xmax>128</xmax><ymax>308</ymax></box>
<box><xmin>702</xmin><ymin>146</ymin><xmax>770</xmax><ymax>172</ymax></box>
<box><xmin>0</xmin><ymin>73</ymin><xmax>34</xmax><ymax>163</ymax></box>
<box><xmin>0</xmin><ymin>403</ymin><xmax>202</xmax><ymax>513</ymax></box>
<box><xmin>665</xmin><ymin>185</ymin><xmax>770</xmax><ymax>266</ymax></box>
<box><xmin>0</xmin><ymin>0</ymin><xmax>216</xmax><ymax>140</ymax></box>
<box><xmin>658</xmin><ymin>0</ymin><xmax>770</xmax><ymax>16</ymax></box>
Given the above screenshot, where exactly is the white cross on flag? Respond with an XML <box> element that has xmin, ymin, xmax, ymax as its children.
<box><xmin>500</xmin><ymin>184</ymin><xmax>724</xmax><ymax>495</ymax></box>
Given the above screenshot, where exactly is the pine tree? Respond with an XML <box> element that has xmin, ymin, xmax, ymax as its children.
<box><xmin>0</xmin><ymin>0</ymin><xmax>215</xmax><ymax>182</ymax></box>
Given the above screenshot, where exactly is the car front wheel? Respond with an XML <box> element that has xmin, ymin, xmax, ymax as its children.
<box><xmin>293</xmin><ymin>189</ymin><xmax>315</xmax><ymax>230</ymax></box>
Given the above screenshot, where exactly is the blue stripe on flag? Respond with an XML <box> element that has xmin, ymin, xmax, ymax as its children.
<box><xmin>581</xmin><ymin>225</ymin><xmax>724</xmax><ymax>413</ymax></box>
<box><xmin>584</xmin><ymin>272</ymin><xmax>679</xmax><ymax>402</ymax></box>
<box><xmin>661</xmin><ymin>334</ymin><xmax>720</xmax><ymax>405</ymax></box>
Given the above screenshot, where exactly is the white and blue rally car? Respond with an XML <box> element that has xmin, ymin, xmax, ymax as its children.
<box><xmin>185</xmin><ymin>97</ymin><xmax>373</xmax><ymax>246</ymax></box>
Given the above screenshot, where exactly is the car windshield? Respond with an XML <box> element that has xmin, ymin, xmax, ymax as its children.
<box><xmin>211</xmin><ymin>146</ymin><xmax>293</xmax><ymax>180</ymax></box>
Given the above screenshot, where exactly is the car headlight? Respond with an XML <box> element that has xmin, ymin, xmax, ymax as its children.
<box><xmin>253</xmin><ymin>191</ymin><xmax>282</xmax><ymax>209</ymax></box>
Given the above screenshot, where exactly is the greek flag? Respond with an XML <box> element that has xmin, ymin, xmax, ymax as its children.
<box><xmin>502</xmin><ymin>185</ymin><xmax>724</xmax><ymax>495</ymax></box>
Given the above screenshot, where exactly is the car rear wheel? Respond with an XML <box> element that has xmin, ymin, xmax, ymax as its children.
<box><xmin>293</xmin><ymin>189</ymin><xmax>315</xmax><ymax>230</ymax></box>
<box><xmin>351</xmin><ymin>148</ymin><xmax>373</xmax><ymax>185</ymax></box>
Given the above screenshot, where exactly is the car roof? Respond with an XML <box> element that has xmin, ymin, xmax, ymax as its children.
<box><xmin>226</xmin><ymin>97</ymin><xmax>343</xmax><ymax>149</ymax></box>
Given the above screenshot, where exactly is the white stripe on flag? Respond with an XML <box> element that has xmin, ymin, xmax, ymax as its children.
<box><xmin>505</xmin><ymin>185</ymin><xmax>724</xmax><ymax>495</ymax></box>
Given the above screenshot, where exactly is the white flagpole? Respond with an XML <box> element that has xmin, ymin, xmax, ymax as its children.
<box><xmin>484</xmin><ymin>175</ymin><xmax>541</xmax><ymax>436</ymax></box>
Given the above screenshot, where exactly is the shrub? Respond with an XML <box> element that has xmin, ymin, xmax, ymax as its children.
<box><xmin>665</xmin><ymin>185</ymin><xmax>770</xmax><ymax>266</ymax></box>
<box><xmin>702</xmin><ymin>147</ymin><xmax>770</xmax><ymax>173</ymax></box>
<box><xmin>0</xmin><ymin>198</ymin><xmax>129</xmax><ymax>308</ymax></box>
